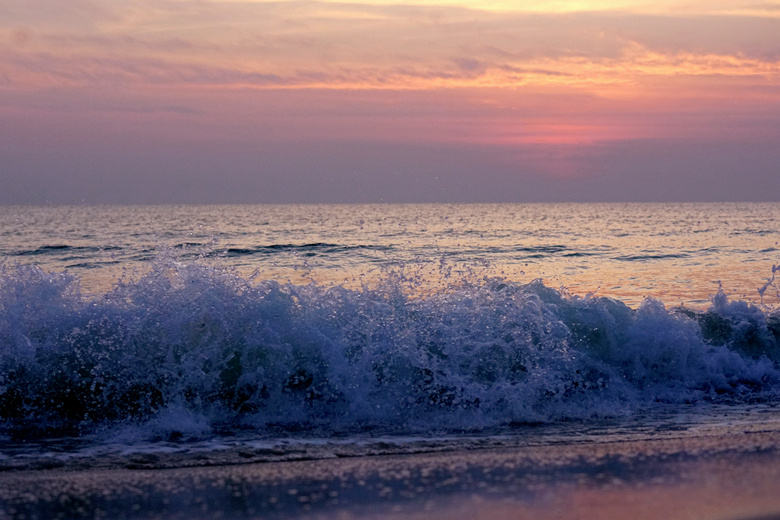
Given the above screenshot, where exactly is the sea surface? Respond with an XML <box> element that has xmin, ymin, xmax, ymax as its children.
<box><xmin>1</xmin><ymin>202</ymin><xmax>779</xmax><ymax>470</ymax></box>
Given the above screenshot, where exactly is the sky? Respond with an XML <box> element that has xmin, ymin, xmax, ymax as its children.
<box><xmin>1</xmin><ymin>0</ymin><xmax>779</xmax><ymax>204</ymax></box>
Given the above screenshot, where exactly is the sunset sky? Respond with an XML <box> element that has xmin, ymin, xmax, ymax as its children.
<box><xmin>1</xmin><ymin>0</ymin><xmax>779</xmax><ymax>203</ymax></box>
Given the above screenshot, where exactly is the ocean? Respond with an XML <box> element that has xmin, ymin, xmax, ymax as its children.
<box><xmin>1</xmin><ymin>202</ymin><xmax>780</xmax><ymax>519</ymax></box>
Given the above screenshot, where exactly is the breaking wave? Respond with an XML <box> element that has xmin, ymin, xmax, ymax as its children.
<box><xmin>1</xmin><ymin>258</ymin><xmax>779</xmax><ymax>440</ymax></box>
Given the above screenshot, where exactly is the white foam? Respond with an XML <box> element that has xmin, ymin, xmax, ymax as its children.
<box><xmin>1</xmin><ymin>259</ymin><xmax>779</xmax><ymax>441</ymax></box>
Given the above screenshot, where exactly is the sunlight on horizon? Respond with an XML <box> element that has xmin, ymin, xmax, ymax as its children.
<box><xmin>1</xmin><ymin>0</ymin><xmax>779</xmax><ymax>202</ymax></box>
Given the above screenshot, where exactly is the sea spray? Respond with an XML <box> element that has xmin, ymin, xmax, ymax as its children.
<box><xmin>1</xmin><ymin>258</ymin><xmax>779</xmax><ymax>440</ymax></box>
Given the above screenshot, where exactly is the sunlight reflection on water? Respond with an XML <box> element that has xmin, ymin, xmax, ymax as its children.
<box><xmin>1</xmin><ymin>202</ymin><xmax>778</xmax><ymax>309</ymax></box>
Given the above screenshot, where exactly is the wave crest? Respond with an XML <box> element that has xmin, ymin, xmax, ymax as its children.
<box><xmin>1</xmin><ymin>259</ymin><xmax>779</xmax><ymax>439</ymax></box>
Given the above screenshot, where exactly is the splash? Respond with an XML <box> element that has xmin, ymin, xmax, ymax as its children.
<box><xmin>758</xmin><ymin>264</ymin><xmax>780</xmax><ymax>305</ymax></box>
<box><xmin>1</xmin><ymin>258</ymin><xmax>779</xmax><ymax>440</ymax></box>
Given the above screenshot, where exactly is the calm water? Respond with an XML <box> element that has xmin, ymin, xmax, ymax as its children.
<box><xmin>2</xmin><ymin>203</ymin><xmax>779</xmax><ymax>306</ymax></box>
<box><xmin>1</xmin><ymin>202</ymin><xmax>780</xmax><ymax>466</ymax></box>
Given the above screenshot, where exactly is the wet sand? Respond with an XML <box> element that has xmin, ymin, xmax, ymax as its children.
<box><xmin>2</xmin><ymin>430</ymin><xmax>780</xmax><ymax>520</ymax></box>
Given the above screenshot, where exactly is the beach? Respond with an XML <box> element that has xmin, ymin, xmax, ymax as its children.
<box><xmin>3</xmin><ymin>410</ymin><xmax>780</xmax><ymax>520</ymax></box>
<box><xmin>1</xmin><ymin>203</ymin><xmax>779</xmax><ymax>519</ymax></box>
<box><xmin>4</xmin><ymin>0</ymin><xmax>780</xmax><ymax>511</ymax></box>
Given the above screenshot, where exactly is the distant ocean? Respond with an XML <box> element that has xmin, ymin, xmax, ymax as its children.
<box><xmin>1</xmin><ymin>203</ymin><xmax>780</xmax><ymax>515</ymax></box>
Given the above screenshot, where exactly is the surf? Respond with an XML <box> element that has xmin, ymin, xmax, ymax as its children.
<box><xmin>2</xmin><ymin>257</ymin><xmax>779</xmax><ymax>442</ymax></box>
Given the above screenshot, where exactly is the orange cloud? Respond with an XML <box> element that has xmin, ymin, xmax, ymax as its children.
<box><xmin>1</xmin><ymin>0</ymin><xmax>779</xmax><ymax>149</ymax></box>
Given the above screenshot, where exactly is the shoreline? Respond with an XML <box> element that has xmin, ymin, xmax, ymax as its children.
<box><xmin>3</xmin><ymin>429</ymin><xmax>780</xmax><ymax>519</ymax></box>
